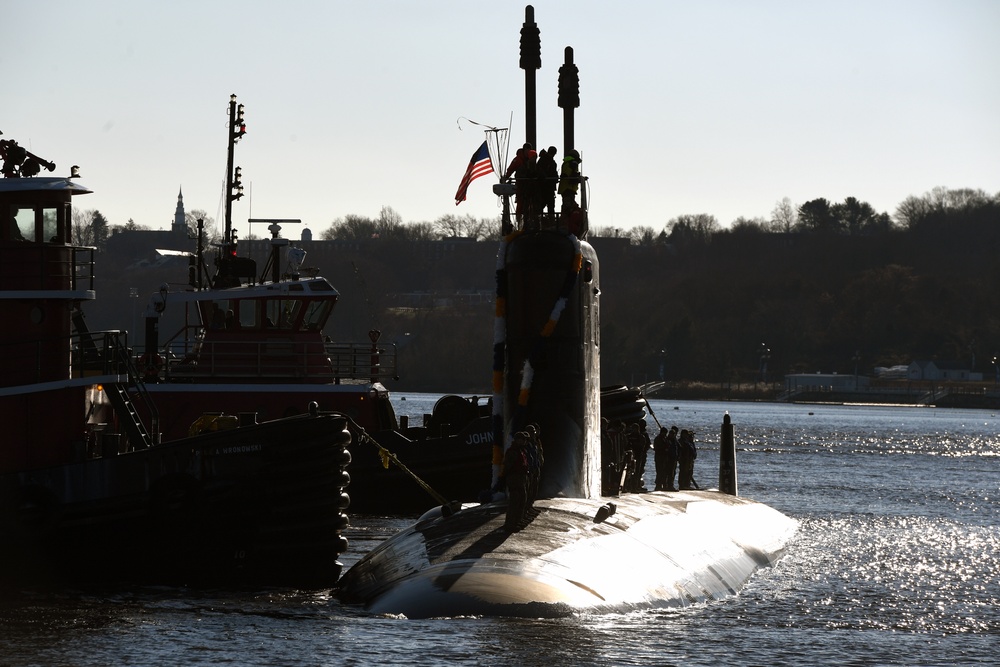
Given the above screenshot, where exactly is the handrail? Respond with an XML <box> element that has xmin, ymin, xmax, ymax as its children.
<box><xmin>73</xmin><ymin>246</ymin><xmax>96</xmax><ymax>292</ymax></box>
<box><xmin>160</xmin><ymin>339</ymin><xmax>398</xmax><ymax>383</ymax></box>
<box><xmin>0</xmin><ymin>329</ymin><xmax>119</xmax><ymax>386</ymax></box>
<box><xmin>104</xmin><ymin>331</ymin><xmax>160</xmax><ymax>443</ymax></box>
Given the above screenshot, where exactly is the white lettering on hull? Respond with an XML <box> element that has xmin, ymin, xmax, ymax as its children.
<box><xmin>464</xmin><ymin>432</ymin><xmax>494</xmax><ymax>445</ymax></box>
<box><xmin>213</xmin><ymin>444</ymin><xmax>263</xmax><ymax>455</ymax></box>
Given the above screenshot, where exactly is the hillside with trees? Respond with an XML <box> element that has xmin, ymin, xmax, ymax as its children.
<box><xmin>82</xmin><ymin>187</ymin><xmax>1000</xmax><ymax>394</ymax></box>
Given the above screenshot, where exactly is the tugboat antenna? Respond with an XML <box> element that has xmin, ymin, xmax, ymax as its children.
<box><xmin>223</xmin><ymin>93</ymin><xmax>246</xmax><ymax>255</ymax></box>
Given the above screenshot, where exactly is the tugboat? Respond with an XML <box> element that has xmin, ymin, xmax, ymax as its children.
<box><xmin>127</xmin><ymin>95</ymin><xmax>494</xmax><ymax>514</ymax></box>
<box><xmin>0</xmin><ymin>137</ymin><xmax>351</xmax><ymax>588</ymax></box>
<box><xmin>337</xmin><ymin>6</ymin><xmax>797</xmax><ymax>618</ymax></box>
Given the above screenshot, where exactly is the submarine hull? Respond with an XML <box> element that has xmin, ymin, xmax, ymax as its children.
<box><xmin>337</xmin><ymin>491</ymin><xmax>798</xmax><ymax>618</ymax></box>
<box><xmin>336</xmin><ymin>6</ymin><xmax>797</xmax><ymax>618</ymax></box>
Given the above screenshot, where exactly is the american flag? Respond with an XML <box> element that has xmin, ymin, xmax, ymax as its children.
<box><xmin>454</xmin><ymin>141</ymin><xmax>492</xmax><ymax>205</ymax></box>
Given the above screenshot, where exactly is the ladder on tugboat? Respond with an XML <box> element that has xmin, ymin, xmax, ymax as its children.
<box><xmin>104</xmin><ymin>380</ymin><xmax>156</xmax><ymax>448</ymax></box>
<box><xmin>105</xmin><ymin>333</ymin><xmax>160</xmax><ymax>448</ymax></box>
<box><xmin>73</xmin><ymin>310</ymin><xmax>160</xmax><ymax>448</ymax></box>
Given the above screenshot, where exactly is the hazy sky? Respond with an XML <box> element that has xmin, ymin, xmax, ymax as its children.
<box><xmin>4</xmin><ymin>1</ymin><xmax>998</xmax><ymax>240</ymax></box>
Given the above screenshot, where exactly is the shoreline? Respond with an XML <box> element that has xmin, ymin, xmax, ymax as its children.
<box><xmin>649</xmin><ymin>382</ymin><xmax>1000</xmax><ymax>410</ymax></box>
<box><xmin>393</xmin><ymin>382</ymin><xmax>1000</xmax><ymax>411</ymax></box>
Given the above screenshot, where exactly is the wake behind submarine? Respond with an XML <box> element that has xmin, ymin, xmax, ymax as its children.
<box><xmin>336</xmin><ymin>6</ymin><xmax>797</xmax><ymax>618</ymax></box>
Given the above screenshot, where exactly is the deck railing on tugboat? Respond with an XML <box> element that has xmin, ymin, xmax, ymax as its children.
<box><xmin>160</xmin><ymin>339</ymin><xmax>398</xmax><ymax>384</ymax></box>
<box><xmin>0</xmin><ymin>244</ymin><xmax>95</xmax><ymax>292</ymax></box>
<box><xmin>72</xmin><ymin>246</ymin><xmax>96</xmax><ymax>292</ymax></box>
<box><xmin>0</xmin><ymin>330</ymin><xmax>110</xmax><ymax>387</ymax></box>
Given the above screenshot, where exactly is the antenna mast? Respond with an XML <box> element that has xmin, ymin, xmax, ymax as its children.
<box><xmin>224</xmin><ymin>94</ymin><xmax>246</xmax><ymax>254</ymax></box>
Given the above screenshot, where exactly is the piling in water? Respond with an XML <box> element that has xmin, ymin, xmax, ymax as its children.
<box><xmin>719</xmin><ymin>412</ymin><xmax>738</xmax><ymax>495</ymax></box>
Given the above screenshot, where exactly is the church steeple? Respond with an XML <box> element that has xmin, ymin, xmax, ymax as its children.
<box><xmin>172</xmin><ymin>186</ymin><xmax>186</xmax><ymax>235</ymax></box>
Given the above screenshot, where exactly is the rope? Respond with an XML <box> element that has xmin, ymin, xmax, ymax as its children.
<box><xmin>341</xmin><ymin>414</ymin><xmax>449</xmax><ymax>506</ymax></box>
<box><xmin>643</xmin><ymin>397</ymin><xmax>663</xmax><ymax>430</ymax></box>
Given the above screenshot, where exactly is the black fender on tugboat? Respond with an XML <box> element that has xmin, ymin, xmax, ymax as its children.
<box><xmin>599</xmin><ymin>385</ymin><xmax>633</xmax><ymax>400</ymax></box>
<box><xmin>336</xmin><ymin>447</ymin><xmax>352</xmax><ymax>468</ymax></box>
<box><xmin>600</xmin><ymin>385</ymin><xmax>647</xmax><ymax>423</ymax></box>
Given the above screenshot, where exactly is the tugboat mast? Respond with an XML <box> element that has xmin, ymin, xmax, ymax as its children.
<box><xmin>224</xmin><ymin>93</ymin><xmax>246</xmax><ymax>255</ymax></box>
<box><xmin>211</xmin><ymin>95</ymin><xmax>251</xmax><ymax>289</ymax></box>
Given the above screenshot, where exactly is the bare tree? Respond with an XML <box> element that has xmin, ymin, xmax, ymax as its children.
<box><xmin>589</xmin><ymin>225</ymin><xmax>628</xmax><ymax>238</ymax></box>
<box><xmin>402</xmin><ymin>221</ymin><xmax>439</xmax><ymax>242</ymax></box>
<box><xmin>770</xmin><ymin>197</ymin><xmax>797</xmax><ymax>233</ymax></box>
<box><xmin>665</xmin><ymin>214</ymin><xmax>719</xmax><ymax>245</ymax></box>
<box><xmin>184</xmin><ymin>209</ymin><xmax>219</xmax><ymax>243</ymax></box>
<box><xmin>730</xmin><ymin>216</ymin><xmax>770</xmax><ymax>234</ymax></box>
<box><xmin>893</xmin><ymin>195</ymin><xmax>930</xmax><ymax>229</ymax></box>
<box><xmin>627</xmin><ymin>225</ymin><xmax>658</xmax><ymax>246</ymax></box>
<box><xmin>433</xmin><ymin>213</ymin><xmax>488</xmax><ymax>239</ymax></box>
<box><xmin>375</xmin><ymin>205</ymin><xmax>404</xmax><ymax>239</ymax></box>
<box><xmin>481</xmin><ymin>220</ymin><xmax>503</xmax><ymax>242</ymax></box>
<box><xmin>895</xmin><ymin>187</ymin><xmax>999</xmax><ymax>231</ymax></box>
<box><xmin>322</xmin><ymin>214</ymin><xmax>376</xmax><ymax>240</ymax></box>
<box><xmin>72</xmin><ymin>207</ymin><xmax>95</xmax><ymax>245</ymax></box>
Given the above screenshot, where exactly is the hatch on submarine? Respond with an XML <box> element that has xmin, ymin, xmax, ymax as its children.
<box><xmin>336</xmin><ymin>5</ymin><xmax>797</xmax><ymax>618</ymax></box>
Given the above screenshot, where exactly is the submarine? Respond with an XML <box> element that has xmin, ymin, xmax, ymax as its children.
<box><xmin>336</xmin><ymin>6</ymin><xmax>797</xmax><ymax>618</ymax></box>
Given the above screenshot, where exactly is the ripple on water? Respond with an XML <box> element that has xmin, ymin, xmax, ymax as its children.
<box><xmin>742</xmin><ymin>514</ymin><xmax>1000</xmax><ymax>636</ymax></box>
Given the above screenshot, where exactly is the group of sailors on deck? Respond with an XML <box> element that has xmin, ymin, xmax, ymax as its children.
<box><xmin>497</xmin><ymin>416</ymin><xmax>701</xmax><ymax>531</ymax></box>
<box><xmin>504</xmin><ymin>143</ymin><xmax>585</xmax><ymax>236</ymax></box>
<box><xmin>603</xmin><ymin>419</ymin><xmax>699</xmax><ymax>494</ymax></box>
<box><xmin>653</xmin><ymin>425</ymin><xmax>699</xmax><ymax>492</ymax></box>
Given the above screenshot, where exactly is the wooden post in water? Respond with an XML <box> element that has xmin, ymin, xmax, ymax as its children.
<box><xmin>719</xmin><ymin>412</ymin><xmax>738</xmax><ymax>495</ymax></box>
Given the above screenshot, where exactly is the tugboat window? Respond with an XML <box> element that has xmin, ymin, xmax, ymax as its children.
<box><xmin>238</xmin><ymin>300</ymin><xmax>256</xmax><ymax>329</ymax></box>
<box><xmin>13</xmin><ymin>207</ymin><xmax>35</xmax><ymax>242</ymax></box>
<box><xmin>42</xmin><ymin>209</ymin><xmax>58</xmax><ymax>243</ymax></box>
<box><xmin>302</xmin><ymin>300</ymin><xmax>333</xmax><ymax>331</ymax></box>
<box><xmin>201</xmin><ymin>300</ymin><xmax>229</xmax><ymax>329</ymax></box>
<box><xmin>264</xmin><ymin>299</ymin><xmax>302</xmax><ymax>330</ymax></box>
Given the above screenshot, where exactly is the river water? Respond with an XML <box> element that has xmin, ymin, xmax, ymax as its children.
<box><xmin>2</xmin><ymin>395</ymin><xmax>998</xmax><ymax>666</ymax></box>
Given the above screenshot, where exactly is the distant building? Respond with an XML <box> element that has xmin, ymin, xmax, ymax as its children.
<box><xmin>907</xmin><ymin>361</ymin><xmax>982</xmax><ymax>382</ymax></box>
<box><xmin>172</xmin><ymin>187</ymin><xmax>188</xmax><ymax>235</ymax></box>
<box><xmin>784</xmin><ymin>373</ymin><xmax>869</xmax><ymax>392</ymax></box>
<box><xmin>873</xmin><ymin>365</ymin><xmax>909</xmax><ymax>380</ymax></box>
<box><xmin>105</xmin><ymin>186</ymin><xmax>190</xmax><ymax>262</ymax></box>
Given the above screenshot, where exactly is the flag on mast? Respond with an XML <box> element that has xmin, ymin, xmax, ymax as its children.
<box><xmin>454</xmin><ymin>141</ymin><xmax>492</xmax><ymax>205</ymax></box>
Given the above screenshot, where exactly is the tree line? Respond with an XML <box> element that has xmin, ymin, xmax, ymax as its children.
<box><xmin>77</xmin><ymin>186</ymin><xmax>997</xmax><ymax>250</ymax></box>
<box><xmin>83</xmin><ymin>186</ymin><xmax>999</xmax><ymax>393</ymax></box>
